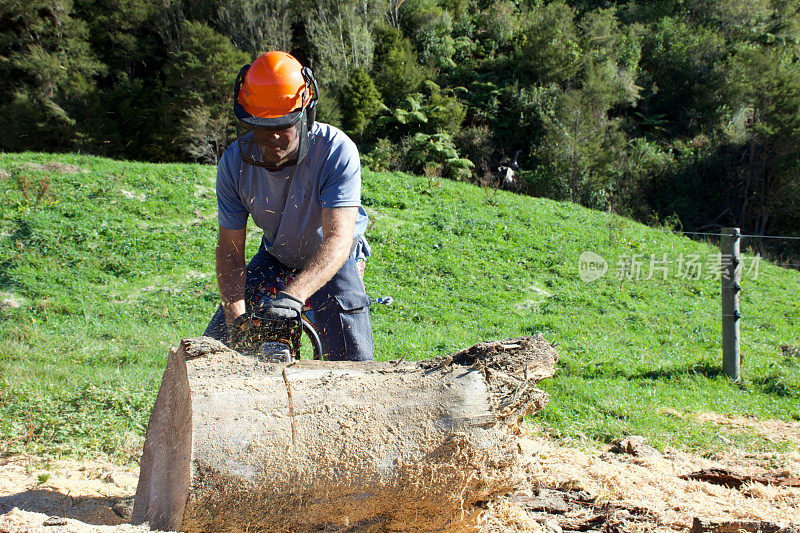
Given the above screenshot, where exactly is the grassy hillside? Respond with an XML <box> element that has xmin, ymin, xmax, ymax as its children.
<box><xmin>1</xmin><ymin>152</ymin><xmax>798</xmax><ymax>460</ymax></box>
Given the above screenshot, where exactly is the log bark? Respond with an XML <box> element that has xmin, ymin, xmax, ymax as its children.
<box><xmin>691</xmin><ymin>517</ymin><xmax>799</xmax><ymax>533</ymax></box>
<box><xmin>681</xmin><ymin>468</ymin><xmax>800</xmax><ymax>489</ymax></box>
<box><xmin>132</xmin><ymin>335</ymin><xmax>558</xmax><ymax>532</ymax></box>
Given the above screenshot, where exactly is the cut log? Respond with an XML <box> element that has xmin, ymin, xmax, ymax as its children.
<box><xmin>132</xmin><ymin>335</ymin><xmax>558</xmax><ymax>532</ymax></box>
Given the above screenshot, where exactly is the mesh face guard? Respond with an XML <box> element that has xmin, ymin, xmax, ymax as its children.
<box><xmin>233</xmin><ymin>65</ymin><xmax>318</xmax><ymax>171</ymax></box>
<box><xmin>235</xmin><ymin>116</ymin><xmax>308</xmax><ymax>171</ymax></box>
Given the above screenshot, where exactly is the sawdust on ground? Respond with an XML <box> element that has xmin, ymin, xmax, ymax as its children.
<box><xmin>1</xmin><ymin>417</ymin><xmax>799</xmax><ymax>532</ymax></box>
<box><xmin>0</xmin><ymin>454</ymin><xmax>156</xmax><ymax>532</ymax></box>
<box><xmin>494</xmin><ymin>430</ymin><xmax>800</xmax><ymax>531</ymax></box>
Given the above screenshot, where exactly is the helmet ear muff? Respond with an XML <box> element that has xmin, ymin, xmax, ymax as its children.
<box><xmin>302</xmin><ymin>67</ymin><xmax>318</xmax><ymax>129</ymax></box>
<box><xmin>233</xmin><ymin>64</ymin><xmax>250</xmax><ymax>106</ymax></box>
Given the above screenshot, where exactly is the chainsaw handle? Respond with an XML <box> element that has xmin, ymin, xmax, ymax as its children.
<box><xmin>301</xmin><ymin>316</ymin><xmax>323</xmax><ymax>360</ymax></box>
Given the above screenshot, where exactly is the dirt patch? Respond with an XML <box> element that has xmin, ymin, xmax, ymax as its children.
<box><xmin>120</xmin><ymin>190</ymin><xmax>146</xmax><ymax>201</ymax></box>
<box><xmin>662</xmin><ymin>408</ymin><xmax>800</xmax><ymax>444</ymax></box>
<box><xmin>185</xmin><ymin>271</ymin><xmax>211</xmax><ymax>281</ymax></box>
<box><xmin>20</xmin><ymin>163</ymin><xmax>88</xmax><ymax>175</ymax></box>
<box><xmin>192</xmin><ymin>184</ymin><xmax>213</xmax><ymax>199</ymax></box>
<box><xmin>2</xmin><ymin>426</ymin><xmax>799</xmax><ymax>532</ymax></box>
<box><xmin>0</xmin><ymin>293</ymin><xmax>23</xmax><ymax>310</ymax></box>
<box><xmin>513</xmin><ymin>286</ymin><xmax>552</xmax><ymax>312</ymax></box>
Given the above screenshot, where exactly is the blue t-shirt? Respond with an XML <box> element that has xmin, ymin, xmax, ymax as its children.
<box><xmin>216</xmin><ymin>122</ymin><xmax>369</xmax><ymax>269</ymax></box>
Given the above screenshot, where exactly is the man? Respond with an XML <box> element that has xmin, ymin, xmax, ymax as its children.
<box><xmin>203</xmin><ymin>51</ymin><xmax>373</xmax><ymax>361</ymax></box>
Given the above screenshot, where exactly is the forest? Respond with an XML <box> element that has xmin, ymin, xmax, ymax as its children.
<box><xmin>2</xmin><ymin>0</ymin><xmax>799</xmax><ymax>255</ymax></box>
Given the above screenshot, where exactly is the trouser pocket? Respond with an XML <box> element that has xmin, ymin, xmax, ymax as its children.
<box><xmin>334</xmin><ymin>291</ymin><xmax>374</xmax><ymax>361</ymax></box>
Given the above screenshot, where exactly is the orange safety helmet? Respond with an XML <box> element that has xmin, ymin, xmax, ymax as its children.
<box><xmin>233</xmin><ymin>51</ymin><xmax>318</xmax><ymax>169</ymax></box>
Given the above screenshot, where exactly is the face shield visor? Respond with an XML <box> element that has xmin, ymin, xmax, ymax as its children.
<box><xmin>235</xmin><ymin>110</ymin><xmax>309</xmax><ymax>171</ymax></box>
<box><xmin>233</xmin><ymin>64</ymin><xmax>318</xmax><ymax>172</ymax></box>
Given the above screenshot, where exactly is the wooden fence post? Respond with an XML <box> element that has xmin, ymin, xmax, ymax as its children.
<box><xmin>721</xmin><ymin>227</ymin><xmax>741</xmax><ymax>381</ymax></box>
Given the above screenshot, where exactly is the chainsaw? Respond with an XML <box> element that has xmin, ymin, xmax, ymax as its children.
<box><xmin>229</xmin><ymin>308</ymin><xmax>323</xmax><ymax>362</ymax></box>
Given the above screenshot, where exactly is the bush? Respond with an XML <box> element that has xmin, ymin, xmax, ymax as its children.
<box><xmin>341</xmin><ymin>69</ymin><xmax>384</xmax><ymax>139</ymax></box>
<box><xmin>455</xmin><ymin>125</ymin><xmax>494</xmax><ymax>178</ymax></box>
<box><xmin>372</xmin><ymin>25</ymin><xmax>428</xmax><ymax>107</ymax></box>
<box><xmin>520</xmin><ymin>169</ymin><xmax>568</xmax><ymax>200</ymax></box>
<box><xmin>403</xmin><ymin>132</ymin><xmax>474</xmax><ymax>180</ymax></box>
<box><xmin>362</xmin><ymin>138</ymin><xmax>404</xmax><ymax>172</ymax></box>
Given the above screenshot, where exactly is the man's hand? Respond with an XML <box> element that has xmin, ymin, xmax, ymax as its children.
<box><xmin>260</xmin><ymin>291</ymin><xmax>303</xmax><ymax>320</ymax></box>
<box><xmin>228</xmin><ymin>313</ymin><xmax>251</xmax><ymax>351</ymax></box>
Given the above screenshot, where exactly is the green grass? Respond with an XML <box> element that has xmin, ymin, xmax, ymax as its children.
<box><xmin>1</xmin><ymin>152</ymin><xmax>799</xmax><ymax>460</ymax></box>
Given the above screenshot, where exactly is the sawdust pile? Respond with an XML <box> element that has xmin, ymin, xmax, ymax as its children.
<box><xmin>0</xmin><ymin>455</ymin><xmax>157</xmax><ymax>532</ymax></box>
<box><xmin>0</xmin><ymin>509</ymin><xmax>156</xmax><ymax>533</ymax></box>
<box><xmin>476</xmin><ymin>427</ymin><xmax>800</xmax><ymax>531</ymax></box>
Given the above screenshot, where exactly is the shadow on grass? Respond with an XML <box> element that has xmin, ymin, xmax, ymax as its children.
<box><xmin>631</xmin><ymin>362</ymin><xmax>725</xmax><ymax>380</ymax></box>
<box><xmin>562</xmin><ymin>360</ymin><xmax>726</xmax><ymax>381</ymax></box>
<box><xmin>0</xmin><ymin>489</ymin><xmax>132</xmax><ymax>525</ymax></box>
<box><xmin>0</xmin><ymin>219</ymin><xmax>30</xmax><ymax>293</ymax></box>
<box><xmin>751</xmin><ymin>373</ymin><xmax>799</xmax><ymax>398</ymax></box>
<box><xmin>0</xmin><ymin>260</ymin><xmax>23</xmax><ymax>294</ymax></box>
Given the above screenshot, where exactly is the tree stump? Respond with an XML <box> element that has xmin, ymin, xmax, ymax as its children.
<box><xmin>132</xmin><ymin>335</ymin><xmax>558</xmax><ymax>532</ymax></box>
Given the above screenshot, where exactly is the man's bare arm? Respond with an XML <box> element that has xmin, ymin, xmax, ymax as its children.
<box><xmin>284</xmin><ymin>206</ymin><xmax>358</xmax><ymax>302</ymax></box>
<box><xmin>215</xmin><ymin>226</ymin><xmax>248</xmax><ymax>326</ymax></box>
